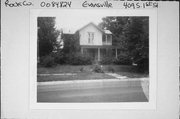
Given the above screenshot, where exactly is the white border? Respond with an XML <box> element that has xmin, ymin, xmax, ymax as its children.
<box><xmin>30</xmin><ymin>9</ymin><xmax>157</xmax><ymax>109</ymax></box>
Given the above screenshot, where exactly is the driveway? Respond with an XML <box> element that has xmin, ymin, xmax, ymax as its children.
<box><xmin>37</xmin><ymin>78</ymin><xmax>148</xmax><ymax>102</ymax></box>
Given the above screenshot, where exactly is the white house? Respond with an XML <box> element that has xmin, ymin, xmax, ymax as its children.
<box><xmin>62</xmin><ymin>22</ymin><xmax>120</xmax><ymax>61</ymax></box>
<box><xmin>77</xmin><ymin>22</ymin><xmax>120</xmax><ymax>61</ymax></box>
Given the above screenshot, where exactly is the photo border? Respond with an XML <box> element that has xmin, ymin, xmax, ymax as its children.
<box><xmin>30</xmin><ymin>9</ymin><xmax>157</xmax><ymax>109</ymax></box>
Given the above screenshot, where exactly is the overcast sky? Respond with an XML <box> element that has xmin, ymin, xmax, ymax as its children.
<box><xmin>36</xmin><ymin>9</ymin><xmax>125</xmax><ymax>33</ymax></box>
<box><xmin>55</xmin><ymin>9</ymin><xmax>106</xmax><ymax>33</ymax></box>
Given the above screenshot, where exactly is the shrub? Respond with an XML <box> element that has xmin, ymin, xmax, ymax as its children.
<box><xmin>93</xmin><ymin>65</ymin><xmax>104</xmax><ymax>73</ymax></box>
<box><xmin>135</xmin><ymin>58</ymin><xmax>149</xmax><ymax>73</ymax></box>
<box><xmin>51</xmin><ymin>51</ymin><xmax>66</xmax><ymax>64</ymax></box>
<box><xmin>79</xmin><ymin>67</ymin><xmax>84</xmax><ymax>72</ymax></box>
<box><xmin>40</xmin><ymin>55</ymin><xmax>55</xmax><ymax>67</ymax></box>
<box><xmin>99</xmin><ymin>57</ymin><xmax>114</xmax><ymax>65</ymax></box>
<box><xmin>66</xmin><ymin>53</ymin><xmax>92</xmax><ymax>65</ymax></box>
<box><xmin>107</xmin><ymin>66</ymin><xmax>115</xmax><ymax>73</ymax></box>
<box><xmin>113</xmin><ymin>54</ymin><xmax>132</xmax><ymax>65</ymax></box>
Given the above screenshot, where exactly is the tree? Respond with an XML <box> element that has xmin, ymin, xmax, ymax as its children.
<box><xmin>124</xmin><ymin>17</ymin><xmax>149</xmax><ymax>72</ymax></box>
<box><xmin>62</xmin><ymin>31</ymin><xmax>80</xmax><ymax>55</ymax></box>
<box><xmin>98</xmin><ymin>17</ymin><xmax>129</xmax><ymax>49</ymax></box>
<box><xmin>99</xmin><ymin>16</ymin><xmax>149</xmax><ymax>72</ymax></box>
<box><xmin>38</xmin><ymin>17</ymin><xmax>60</xmax><ymax>57</ymax></box>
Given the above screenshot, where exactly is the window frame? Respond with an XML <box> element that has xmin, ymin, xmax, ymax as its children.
<box><xmin>88</xmin><ymin>32</ymin><xmax>94</xmax><ymax>44</ymax></box>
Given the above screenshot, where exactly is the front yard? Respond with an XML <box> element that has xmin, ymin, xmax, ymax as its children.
<box><xmin>37</xmin><ymin>65</ymin><xmax>149</xmax><ymax>82</ymax></box>
<box><xmin>37</xmin><ymin>72</ymin><xmax>115</xmax><ymax>82</ymax></box>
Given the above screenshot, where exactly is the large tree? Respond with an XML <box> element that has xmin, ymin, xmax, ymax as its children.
<box><xmin>98</xmin><ymin>17</ymin><xmax>129</xmax><ymax>49</ymax></box>
<box><xmin>124</xmin><ymin>17</ymin><xmax>149</xmax><ymax>71</ymax></box>
<box><xmin>99</xmin><ymin>17</ymin><xmax>149</xmax><ymax>71</ymax></box>
<box><xmin>38</xmin><ymin>17</ymin><xmax>60</xmax><ymax>57</ymax></box>
<box><xmin>62</xmin><ymin>31</ymin><xmax>80</xmax><ymax>55</ymax></box>
<box><xmin>125</xmin><ymin>17</ymin><xmax>149</xmax><ymax>57</ymax></box>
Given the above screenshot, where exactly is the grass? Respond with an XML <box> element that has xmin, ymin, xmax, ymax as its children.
<box><xmin>37</xmin><ymin>72</ymin><xmax>114</xmax><ymax>82</ymax></box>
<box><xmin>37</xmin><ymin>65</ymin><xmax>148</xmax><ymax>82</ymax></box>
<box><xmin>116</xmin><ymin>72</ymin><xmax>148</xmax><ymax>78</ymax></box>
<box><xmin>37</xmin><ymin>65</ymin><xmax>94</xmax><ymax>74</ymax></box>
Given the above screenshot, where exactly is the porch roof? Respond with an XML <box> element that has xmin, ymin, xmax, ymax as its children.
<box><xmin>80</xmin><ymin>45</ymin><xmax>121</xmax><ymax>49</ymax></box>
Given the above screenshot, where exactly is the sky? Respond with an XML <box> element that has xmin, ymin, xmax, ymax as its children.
<box><xmin>55</xmin><ymin>9</ymin><xmax>106</xmax><ymax>33</ymax></box>
<box><xmin>36</xmin><ymin>9</ymin><xmax>129</xmax><ymax>33</ymax></box>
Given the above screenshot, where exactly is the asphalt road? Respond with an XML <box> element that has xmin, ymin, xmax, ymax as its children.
<box><xmin>37</xmin><ymin>80</ymin><xmax>148</xmax><ymax>102</ymax></box>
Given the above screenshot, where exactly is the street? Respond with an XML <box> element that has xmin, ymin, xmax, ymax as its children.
<box><xmin>37</xmin><ymin>79</ymin><xmax>148</xmax><ymax>102</ymax></box>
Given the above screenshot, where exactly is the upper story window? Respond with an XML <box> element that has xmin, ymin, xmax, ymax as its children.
<box><xmin>88</xmin><ymin>32</ymin><xmax>94</xmax><ymax>44</ymax></box>
<box><xmin>103</xmin><ymin>34</ymin><xmax>112</xmax><ymax>45</ymax></box>
<box><xmin>106</xmin><ymin>35</ymin><xmax>112</xmax><ymax>43</ymax></box>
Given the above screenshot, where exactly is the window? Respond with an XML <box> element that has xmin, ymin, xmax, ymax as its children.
<box><xmin>107</xmin><ymin>35</ymin><xmax>112</xmax><ymax>43</ymax></box>
<box><xmin>103</xmin><ymin>34</ymin><xmax>112</xmax><ymax>45</ymax></box>
<box><xmin>88</xmin><ymin>32</ymin><xmax>94</xmax><ymax>44</ymax></box>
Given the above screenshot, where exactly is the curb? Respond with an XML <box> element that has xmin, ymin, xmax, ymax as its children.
<box><xmin>37</xmin><ymin>78</ymin><xmax>148</xmax><ymax>86</ymax></box>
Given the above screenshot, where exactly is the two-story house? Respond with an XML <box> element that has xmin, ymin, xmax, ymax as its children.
<box><xmin>77</xmin><ymin>22</ymin><xmax>119</xmax><ymax>61</ymax></box>
<box><xmin>62</xmin><ymin>22</ymin><xmax>120</xmax><ymax>62</ymax></box>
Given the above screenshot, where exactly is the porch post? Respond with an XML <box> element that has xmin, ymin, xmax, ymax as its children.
<box><xmin>115</xmin><ymin>48</ymin><xmax>117</xmax><ymax>58</ymax></box>
<box><xmin>81</xmin><ymin>47</ymin><xmax>83</xmax><ymax>54</ymax></box>
<box><xmin>98</xmin><ymin>48</ymin><xmax>100</xmax><ymax>61</ymax></box>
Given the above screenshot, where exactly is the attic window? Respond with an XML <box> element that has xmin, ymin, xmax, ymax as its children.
<box><xmin>88</xmin><ymin>32</ymin><xmax>94</xmax><ymax>44</ymax></box>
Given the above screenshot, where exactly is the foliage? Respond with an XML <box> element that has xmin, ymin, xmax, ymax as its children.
<box><xmin>93</xmin><ymin>65</ymin><xmax>104</xmax><ymax>73</ymax></box>
<box><xmin>79</xmin><ymin>67</ymin><xmax>84</xmax><ymax>72</ymax></box>
<box><xmin>107</xmin><ymin>66</ymin><xmax>115</xmax><ymax>73</ymax></box>
<box><xmin>113</xmin><ymin>54</ymin><xmax>132</xmax><ymax>65</ymax></box>
<box><xmin>124</xmin><ymin>17</ymin><xmax>149</xmax><ymax>71</ymax></box>
<box><xmin>38</xmin><ymin>17</ymin><xmax>60</xmax><ymax>57</ymax></box>
<box><xmin>62</xmin><ymin>32</ymin><xmax>80</xmax><ymax>55</ymax></box>
<box><xmin>51</xmin><ymin>51</ymin><xmax>66</xmax><ymax>64</ymax></box>
<box><xmin>99</xmin><ymin>57</ymin><xmax>114</xmax><ymax>65</ymax></box>
<box><xmin>98</xmin><ymin>17</ymin><xmax>128</xmax><ymax>37</ymax></box>
<box><xmin>134</xmin><ymin>58</ymin><xmax>149</xmax><ymax>73</ymax></box>
<box><xmin>65</xmin><ymin>53</ymin><xmax>92</xmax><ymax>65</ymax></box>
<box><xmin>98</xmin><ymin>17</ymin><xmax>149</xmax><ymax>72</ymax></box>
<box><xmin>40</xmin><ymin>55</ymin><xmax>55</xmax><ymax>67</ymax></box>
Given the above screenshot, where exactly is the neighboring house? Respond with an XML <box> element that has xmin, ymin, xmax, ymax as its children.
<box><xmin>63</xmin><ymin>22</ymin><xmax>120</xmax><ymax>61</ymax></box>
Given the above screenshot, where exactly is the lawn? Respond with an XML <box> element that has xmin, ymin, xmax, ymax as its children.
<box><xmin>116</xmin><ymin>72</ymin><xmax>148</xmax><ymax>78</ymax></box>
<box><xmin>37</xmin><ymin>72</ymin><xmax>114</xmax><ymax>82</ymax></box>
<box><xmin>37</xmin><ymin>65</ymin><xmax>149</xmax><ymax>82</ymax></box>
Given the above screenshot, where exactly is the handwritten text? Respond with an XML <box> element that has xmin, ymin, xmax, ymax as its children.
<box><xmin>123</xmin><ymin>2</ymin><xmax>158</xmax><ymax>9</ymax></box>
<box><xmin>40</xmin><ymin>1</ymin><xmax>72</xmax><ymax>8</ymax></box>
<box><xmin>82</xmin><ymin>1</ymin><xmax>112</xmax><ymax>8</ymax></box>
<box><xmin>4</xmin><ymin>0</ymin><xmax>33</xmax><ymax>7</ymax></box>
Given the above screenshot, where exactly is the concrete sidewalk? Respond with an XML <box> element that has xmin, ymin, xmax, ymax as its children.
<box><xmin>37</xmin><ymin>78</ymin><xmax>149</xmax><ymax>102</ymax></box>
<box><xmin>37</xmin><ymin>78</ymin><xmax>149</xmax><ymax>94</ymax></box>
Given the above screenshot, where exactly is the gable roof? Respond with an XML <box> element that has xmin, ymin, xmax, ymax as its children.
<box><xmin>77</xmin><ymin>22</ymin><xmax>112</xmax><ymax>34</ymax></box>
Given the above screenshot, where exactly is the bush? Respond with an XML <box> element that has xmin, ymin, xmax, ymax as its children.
<box><xmin>93</xmin><ymin>65</ymin><xmax>104</xmax><ymax>73</ymax></box>
<box><xmin>107</xmin><ymin>66</ymin><xmax>115</xmax><ymax>73</ymax></box>
<box><xmin>99</xmin><ymin>57</ymin><xmax>114</xmax><ymax>65</ymax></box>
<box><xmin>40</xmin><ymin>55</ymin><xmax>55</xmax><ymax>67</ymax></box>
<box><xmin>113</xmin><ymin>54</ymin><xmax>132</xmax><ymax>65</ymax></box>
<box><xmin>135</xmin><ymin>58</ymin><xmax>149</xmax><ymax>73</ymax></box>
<box><xmin>66</xmin><ymin>53</ymin><xmax>92</xmax><ymax>65</ymax></box>
<box><xmin>51</xmin><ymin>51</ymin><xmax>66</xmax><ymax>64</ymax></box>
<box><xmin>79</xmin><ymin>67</ymin><xmax>84</xmax><ymax>72</ymax></box>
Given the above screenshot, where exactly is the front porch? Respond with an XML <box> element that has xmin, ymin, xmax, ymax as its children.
<box><xmin>80</xmin><ymin>45</ymin><xmax>121</xmax><ymax>61</ymax></box>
